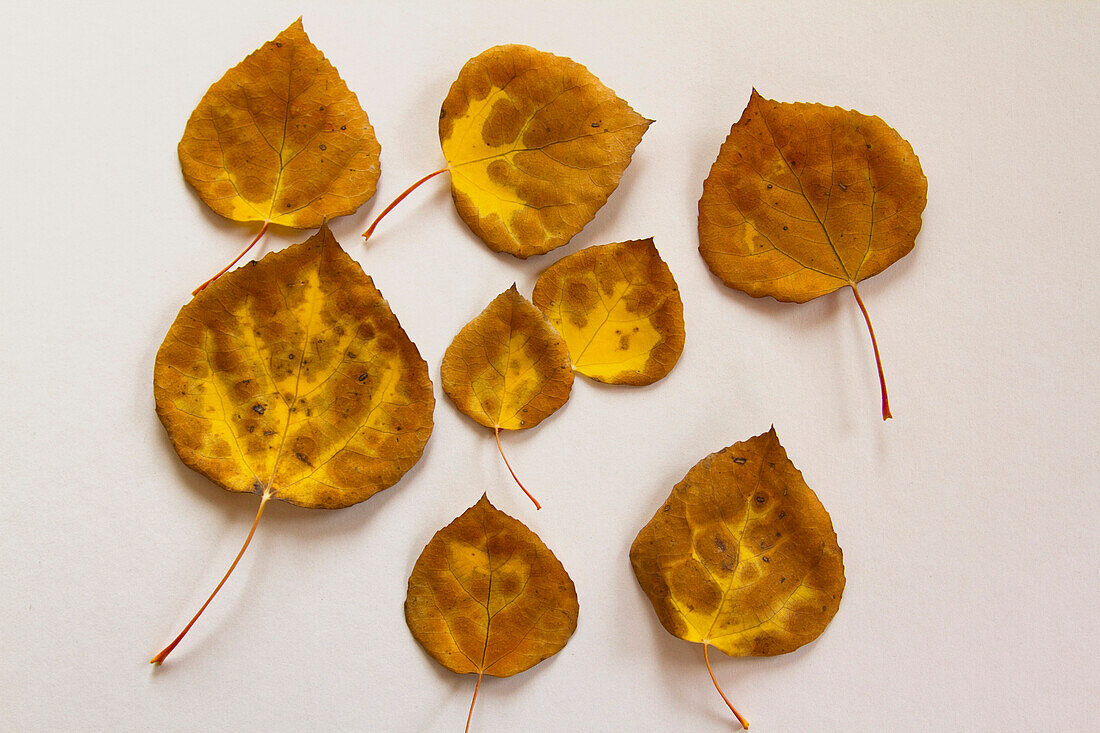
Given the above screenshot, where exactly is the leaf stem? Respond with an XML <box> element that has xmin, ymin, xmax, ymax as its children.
<box><xmin>150</xmin><ymin>491</ymin><xmax>272</xmax><ymax>665</ymax></box>
<box><xmin>362</xmin><ymin>168</ymin><xmax>448</xmax><ymax>242</ymax></box>
<box><xmin>494</xmin><ymin>426</ymin><xmax>541</xmax><ymax>510</ymax></box>
<box><xmin>192</xmin><ymin>221</ymin><xmax>270</xmax><ymax>296</ymax></box>
<box><xmin>465</xmin><ymin>670</ymin><xmax>483</xmax><ymax>733</ymax></box>
<box><xmin>703</xmin><ymin>643</ymin><xmax>749</xmax><ymax>729</ymax></box>
<box><xmin>850</xmin><ymin>283</ymin><xmax>891</xmax><ymax>420</ymax></box>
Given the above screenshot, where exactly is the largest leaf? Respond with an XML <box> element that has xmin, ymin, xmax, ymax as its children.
<box><xmin>155</xmin><ymin>226</ymin><xmax>434</xmax><ymax>508</ymax></box>
<box><xmin>151</xmin><ymin>226</ymin><xmax>433</xmax><ymax>664</ymax></box>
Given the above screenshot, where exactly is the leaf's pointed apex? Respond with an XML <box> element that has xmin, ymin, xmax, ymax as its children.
<box><xmin>314</xmin><ymin>223</ymin><xmax>340</xmax><ymax>250</ymax></box>
<box><xmin>288</xmin><ymin>17</ymin><xmax>305</xmax><ymax>32</ymax></box>
<box><xmin>475</xmin><ymin>493</ymin><xmax>494</xmax><ymax>509</ymax></box>
<box><xmin>497</xmin><ymin>284</ymin><xmax>527</xmax><ymax>307</ymax></box>
<box><xmin>739</xmin><ymin>90</ymin><xmax>766</xmax><ymax>123</ymax></box>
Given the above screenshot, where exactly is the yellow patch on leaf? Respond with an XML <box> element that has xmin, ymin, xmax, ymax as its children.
<box><xmin>178</xmin><ymin>18</ymin><xmax>381</xmax><ymax>228</ymax></box>
<box><xmin>440</xmin><ymin>44</ymin><xmax>651</xmax><ymax>258</ymax></box>
<box><xmin>404</xmin><ymin>494</ymin><xmax>578</xmax><ymax>678</ymax></box>
<box><xmin>441</xmin><ymin>286</ymin><xmax>573</xmax><ymax>431</ymax></box>
<box><xmin>154</xmin><ymin>225</ymin><xmax>434</xmax><ymax>509</ymax></box>
<box><xmin>533</xmin><ymin>238</ymin><xmax>685</xmax><ymax>385</ymax></box>
<box><xmin>630</xmin><ymin>428</ymin><xmax>845</xmax><ymax>657</ymax></box>
<box><xmin>698</xmin><ymin>90</ymin><xmax>926</xmax><ymax>301</ymax></box>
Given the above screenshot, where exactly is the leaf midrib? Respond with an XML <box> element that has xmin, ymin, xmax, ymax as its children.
<box><xmin>758</xmin><ymin>108</ymin><xmax>856</xmax><ymax>287</ymax></box>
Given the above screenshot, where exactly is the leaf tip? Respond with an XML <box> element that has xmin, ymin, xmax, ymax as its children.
<box><xmin>281</xmin><ymin>16</ymin><xmax>306</xmax><ymax>37</ymax></box>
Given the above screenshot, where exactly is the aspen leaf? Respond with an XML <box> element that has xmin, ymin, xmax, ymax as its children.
<box><xmin>441</xmin><ymin>286</ymin><xmax>573</xmax><ymax>508</ymax></box>
<box><xmin>698</xmin><ymin>91</ymin><xmax>927</xmax><ymax>419</ymax></box>
<box><xmin>364</xmin><ymin>44</ymin><xmax>651</xmax><ymax>258</ymax></box>
<box><xmin>405</xmin><ymin>494</ymin><xmax>579</xmax><ymax>731</ymax></box>
<box><xmin>179</xmin><ymin>19</ymin><xmax>382</xmax><ymax>292</ymax></box>
<box><xmin>179</xmin><ymin>19</ymin><xmax>380</xmax><ymax>228</ymax></box>
<box><xmin>150</xmin><ymin>225</ymin><xmax>433</xmax><ymax>664</ymax></box>
<box><xmin>630</xmin><ymin>428</ymin><xmax>845</xmax><ymax>729</ymax></box>
<box><xmin>532</xmin><ymin>238</ymin><xmax>685</xmax><ymax>385</ymax></box>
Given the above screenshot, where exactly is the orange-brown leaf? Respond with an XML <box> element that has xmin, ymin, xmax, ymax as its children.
<box><xmin>405</xmin><ymin>494</ymin><xmax>579</xmax><ymax>677</ymax></box>
<box><xmin>441</xmin><ymin>286</ymin><xmax>574</xmax><ymax>431</ymax></box>
<box><xmin>440</xmin><ymin>44</ymin><xmax>651</xmax><ymax>258</ymax></box>
<box><xmin>154</xmin><ymin>226</ymin><xmax>434</xmax><ymax>509</ymax></box>
<box><xmin>698</xmin><ymin>90</ymin><xmax>926</xmax><ymax>301</ymax></box>
<box><xmin>630</xmin><ymin>428</ymin><xmax>845</xmax><ymax>657</ymax></box>
<box><xmin>178</xmin><ymin>19</ymin><xmax>381</xmax><ymax>228</ymax></box>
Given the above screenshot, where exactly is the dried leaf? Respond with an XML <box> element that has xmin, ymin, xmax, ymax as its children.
<box><xmin>441</xmin><ymin>286</ymin><xmax>573</xmax><ymax>432</ymax></box>
<box><xmin>405</xmin><ymin>495</ymin><xmax>578</xmax><ymax>729</ymax></box>
<box><xmin>532</xmin><ymin>238</ymin><xmax>685</xmax><ymax>385</ymax></box>
<box><xmin>438</xmin><ymin>44</ymin><xmax>652</xmax><ymax>258</ymax></box>
<box><xmin>440</xmin><ymin>286</ymin><xmax>573</xmax><ymax>508</ymax></box>
<box><xmin>156</xmin><ymin>225</ymin><xmax>433</xmax><ymax>507</ymax></box>
<box><xmin>630</xmin><ymin>428</ymin><xmax>845</xmax><ymax>728</ymax></box>
<box><xmin>151</xmin><ymin>226</ymin><xmax>433</xmax><ymax>663</ymax></box>
<box><xmin>698</xmin><ymin>90</ymin><xmax>927</xmax><ymax>418</ymax></box>
<box><xmin>179</xmin><ymin>18</ymin><xmax>381</xmax><ymax>229</ymax></box>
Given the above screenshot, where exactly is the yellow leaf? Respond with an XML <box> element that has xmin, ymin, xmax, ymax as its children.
<box><xmin>150</xmin><ymin>226</ymin><xmax>434</xmax><ymax>664</ymax></box>
<box><xmin>405</xmin><ymin>494</ymin><xmax>578</xmax><ymax>729</ymax></box>
<box><xmin>698</xmin><ymin>91</ymin><xmax>927</xmax><ymax>419</ymax></box>
<box><xmin>630</xmin><ymin>428</ymin><xmax>845</xmax><ymax>728</ymax></box>
<box><xmin>439</xmin><ymin>44</ymin><xmax>651</xmax><ymax>258</ymax></box>
<box><xmin>441</xmin><ymin>285</ymin><xmax>573</xmax><ymax>432</ymax></box>
<box><xmin>178</xmin><ymin>18</ymin><xmax>381</xmax><ymax>228</ymax></box>
<box><xmin>532</xmin><ymin>238</ymin><xmax>685</xmax><ymax>385</ymax></box>
<box><xmin>156</xmin><ymin>226</ymin><xmax>433</xmax><ymax>509</ymax></box>
<box><xmin>156</xmin><ymin>225</ymin><xmax>434</xmax><ymax>509</ymax></box>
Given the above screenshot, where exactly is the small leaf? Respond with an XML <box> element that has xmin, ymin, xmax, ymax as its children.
<box><xmin>179</xmin><ymin>18</ymin><xmax>381</xmax><ymax>229</ymax></box>
<box><xmin>440</xmin><ymin>286</ymin><xmax>573</xmax><ymax>508</ymax></box>
<box><xmin>150</xmin><ymin>226</ymin><xmax>433</xmax><ymax>664</ymax></box>
<box><xmin>442</xmin><ymin>286</ymin><xmax>573</xmax><ymax>432</ymax></box>
<box><xmin>405</xmin><ymin>495</ymin><xmax>579</xmax><ymax>730</ymax></box>
<box><xmin>533</xmin><ymin>238</ymin><xmax>685</xmax><ymax>385</ymax></box>
<box><xmin>439</xmin><ymin>44</ymin><xmax>652</xmax><ymax>258</ymax></box>
<box><xmin>698</xmin><ymin>90</ymin><xmax>927</xmax><ymax>418</ymax></box>
<box><xmin>630</xmin><ymin>428</ymin><xmax>845</xmax><ymax>728</ymax></box>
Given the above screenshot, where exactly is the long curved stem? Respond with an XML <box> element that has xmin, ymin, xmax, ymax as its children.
<box><xmin>704</xmin><ymin>643</ymin><xmax>749</xmax><ymax>730</ymax></box>
<box><xmin>150</xmin><ymin>492</ymin><xmax>271</xmax><ymax>665</ymax></box>
<box><xmin>850</xmin><ymin>283</ymin><xmax>892</xmax><ymax>421</ymax></box>
<box><xmin>494</xmin><ymin>426</ymin><xmax>541</xmax><ymax>510</ymax></box>
<box><xmin>465</xmin><ymin>670</ymin><xmax>483</xmax><ymax>733</ymax></box>
<box><xmin>193</xmin><ymin>221</ymin><xmax>270</xmax><ymax>295</ymax></box>
<box><xmin>362</xmin><ymin>168</ymin><xmax>448</xmax><ymax>242</ymax></box>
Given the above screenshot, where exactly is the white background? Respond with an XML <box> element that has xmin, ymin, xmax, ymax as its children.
<box><xmin>1</xmin><ymin>2</ymin><xmax>1097</xmax><ymax>731</ymax></box>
